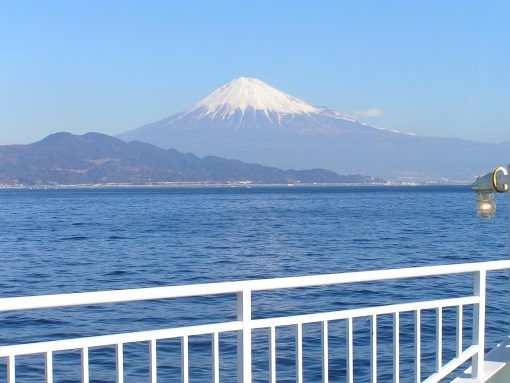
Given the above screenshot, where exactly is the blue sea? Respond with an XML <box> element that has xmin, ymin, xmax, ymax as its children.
<box><xmin>0</xmin><ymin>186</ymin><xmax>508</xmax><ymax>382</ymax></box>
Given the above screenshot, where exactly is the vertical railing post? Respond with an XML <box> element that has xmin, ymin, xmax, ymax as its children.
<box><xmin>81</xmin><ymin>347</ymin><xmax>89</xmax><ymax>383</ymax></box>
<box><xmin>435</xmin><ymin>307</ymin><xmax>443</xmax><ymax>372</ymax></box>
<box><xmin>116</xmin><ymin>343</ymin><xmax>124</xmax><ymax>383</ymax></box>
<box><xmin>472</xmin><ymin>270</ymin><xmax>486</xmax><ymax>379</ymax></box>
<box><xmin>237</xmin><ymin>289</ymin><xmax>252</xmax><ymax>383</ymax></box>
<box><xmin>321</xmin><ymin>321</ymin><xmax>329</xmax><ymax>383</ymax></box>
<box><xmin>181</xmin><ymin>336</ymin><xmax>189</xmax><ymax>383</ymax></box>
<box><xmin>45</xmin><ymin>351</ymin><xmax>53</xmax><ymax>383</ymax></box>
<box><xmin>414</xmin><ymin>310</ymin><xmax>421</xmax><ymax>383</ymax></box>
<box><xmin>296</xmin><ymin>323</ymin><xmax>303</xmax><ymax>383</ymax></box>
<box><xmin>212</xmin><ymin>332</ymin><xmax>220</xmax><ymax>383</ymax></box>
<box><xmin>7</xmin><ymin>355</ymin><xmax>15</xmax><ymax>383</ymax></box>
<box><xmin>371</xmin><ymin>315</ymin><xmax>377</xmax><ymax>383</ymax></box>
<box><xmin>393</xmin><ymin>312</ymin><xmax>400</xmax><ymax>383</ymax></box>
<box><xmin>149</xmin><ymin>339</ymin><xmax>157</xmax><ymax>383</ymax></box>
<box><xmin>269</xmin><ymin>326</ymin><xmax>276</xmax><ymax>383</ymax></box>
<box><xmin>456</xmin><ymin>306</ymin><xmax>463</xmax><ymax>358</ymax></box>
<box><xmin>347</xmin><ymin>318</ymin><xmax>354</xmax><ymax>383</ymax></box>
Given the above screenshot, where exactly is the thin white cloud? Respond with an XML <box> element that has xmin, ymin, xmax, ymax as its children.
<box><xmin>353</xmin><ymin>108</ymin><xmax>384</xmax><ymax>118</ymax></box>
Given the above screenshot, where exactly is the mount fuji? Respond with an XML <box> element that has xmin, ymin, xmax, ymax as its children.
<box><xmin>119</xmin><ymin>77</ymin><xmax>508</xmax><ymax>181</ymax></box>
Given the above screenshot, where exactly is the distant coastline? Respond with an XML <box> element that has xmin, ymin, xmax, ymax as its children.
<box><xmin>0</xmin><ymin>181</ymin><xmax>471</xmax><ymax>190</ymax></box>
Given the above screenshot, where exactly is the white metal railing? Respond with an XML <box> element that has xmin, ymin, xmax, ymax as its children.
<box><xmin>1</xmin><ymin>259</ymin><xmax>510</xmax><ymax>383</ymax></box>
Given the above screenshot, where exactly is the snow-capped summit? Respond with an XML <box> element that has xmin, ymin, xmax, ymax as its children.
<box><xmin>184</xmin><ymin>77</ymin><xmax>321</xmax><ymax>119</ymax></box>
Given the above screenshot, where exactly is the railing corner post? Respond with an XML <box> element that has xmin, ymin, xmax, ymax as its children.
<box><xmin>472</xmin><ymin>270</ymin><xmax>487</xmax><ymax>379</ymax></box>
<box><xmin>237</xmin><ymin>289</ymin><xmax>252</xmax><ymax>383</ymax></box>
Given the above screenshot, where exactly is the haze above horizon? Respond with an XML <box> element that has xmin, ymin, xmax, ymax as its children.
<box><xmin>1</xmin><ymin>0</ymin><xmax>509</xmax><ymax>145</ymax></box>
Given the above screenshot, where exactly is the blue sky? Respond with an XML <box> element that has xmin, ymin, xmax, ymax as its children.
<box><xmin>1</xmin><ymin>0</ymin><xmax>509</xmax><ymax>144</ymax></box>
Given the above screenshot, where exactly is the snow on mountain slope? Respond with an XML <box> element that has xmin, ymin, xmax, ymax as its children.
<box><xmin>184</xmin><ymin>77</ymin><xmax>321</xmax><ymax>119</ymax></box>
<box><xmin>118</xmin><ymin>77</ymin><xmax>508</xmax><ymax>180</ymax></box>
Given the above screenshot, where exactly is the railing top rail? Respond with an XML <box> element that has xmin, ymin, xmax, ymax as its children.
<box><xmin>0</xmin><ymin>259</ymin><xmax>509</xmax><ymax>313</ymax></box>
